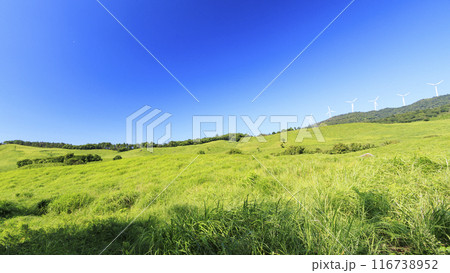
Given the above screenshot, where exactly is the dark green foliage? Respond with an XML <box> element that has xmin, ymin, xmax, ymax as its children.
<box><xmin>427</xmin><ymin>203</ymin><xmax>450</xmax><ymax>244</ymax></box>
<box><xmin>17</xmin><ymin>159</ymin><xmax>33</xmax><ymax>168</ymax></box>
<box><xmin>282</xmin><ymin>146</ymin><xmax>306</xmax><ymax>155</ymax></box>
<box><xmin>65</xmin><ymin>158</ymin><xmax>84</xmax><ymax>165</ymax></box>
<box><xmin>34</xmin><ymin>199</ymin><xmax>52</xmax><ymax>215</ymax></box>
<box><xmin>2</xmin><ymin>140</ymin><xmax>122</xmax><ymax>150</ymax></box>
<box><xmin>3</xmin><ymin>133</ymin><xmax>249</xmax><ymax>152</ymax></box>
<box><xmin>197</xmin><ymin>150</ymin><xmax>205</xmax><ymax>154</ymax></box>
<box><xmin>113</xmin><ymin>155</ymin><xmax>122</xmax><ymax>160</ymax></box>
<box><xmin>331</xmin><ymin>143</ymin><xmax>350</xmax><ymax>154</ymax></box>
<box><xmin>330</xmin><ymin>143</ymin><xmax>376</xmax><ymax>154</ymax></box>
<box><xmin>0</xmin><ymin>201</ymin><xmax>25</xmax><ymax>218</ymax></box>
<box><xmin>16</xmin><ymin>153</ymin><xmax>102</xmax><ymax>168</ymax></box>
<box><xmin>0</xmin><ymin>199</ymin><xmax>54</xmax><ymax>218</ymax></box>
<box><xmin>227</xmin><ymin>148</ymin><xmax>242</xmax><ymax>154</ymax></box>
<box><xmin>376</xmin><ymin>104</ymin><xmax>450</xmax><ymax>124</ymax></box>
<box><xmin>322</xmin><ymin>95</ymin><xmax>450</xmax><ymax>125</ymax></box>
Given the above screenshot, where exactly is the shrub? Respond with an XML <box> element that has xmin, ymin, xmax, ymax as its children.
<box><xmin>282</xmin><ymin>146</ymin><xmax>306</xmax><ymax>155</ymax></box>
<box><xmin>332</xmin><ymin>143</ymin><xmax>350</xmax><ymax>154</ymax></box>
<box><xmin>17</xmin><ymin>159</ymin><xmax>33</xmax><ymax>168</ymax></box>
<box><xmin>197</xmin><ymin>150</ymin><xmax>205</xmax><ymax>155</ymax></box>
<box><xmin>227</xmin><ymin>148</ymin><xmax>242</xmax><ymax>154</ymax></box>
<box><xmin>18</xmin><ymin>153</ymin><xmax>103</xmax><ymax>167</ymax></box>
<box><xmin>65</xmin><ymin>158</ymin><xmax>85</xmax><ymax>165</ymax></box>
<box><xmin>113</xmin><ymin>155</ymin><xmax>123</xmax><ymax>160</ymax></box>
<box><xmin>330</xmin><ymin>143</ymin><xmax>376</xmax><ymax>154</ymax></box>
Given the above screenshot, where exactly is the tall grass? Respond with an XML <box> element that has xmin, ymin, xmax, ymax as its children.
<box><xmin>0</xmin><ymin>120</ymin><xmax>449</xmax><ymax>254</ymax></box>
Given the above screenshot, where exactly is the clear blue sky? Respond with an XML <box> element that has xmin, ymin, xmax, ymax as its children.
<box><xmin>1</xmin><ymin>0</ymin><xmax>449</xmax><ymax>144</ymax></box>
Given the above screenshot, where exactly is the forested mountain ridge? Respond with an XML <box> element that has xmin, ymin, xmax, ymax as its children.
<box><xmin>321</xmin><ymin>94</ymin><xmax>450</xmax><ymax>125</ymax></box>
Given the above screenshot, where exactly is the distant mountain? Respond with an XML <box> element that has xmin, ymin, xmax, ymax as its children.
<box><xmin>321</xmin><ymin>94</ymin><xmax>450</xmax><ymax>125</ymax></box>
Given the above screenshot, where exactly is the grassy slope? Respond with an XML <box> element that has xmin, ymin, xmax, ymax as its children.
<box><xmin>0</xmin><ymin>120</ymin><xmax>449</xmax><ymax>254</ymax></box>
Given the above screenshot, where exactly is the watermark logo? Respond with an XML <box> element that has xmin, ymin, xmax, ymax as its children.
<box><xmin>193</xmin><ymin>114</ymin><xmax>325</xmax><ymax>143</ymax></box>
<box><xmin>126</xmin><ymin>106</ymin><xmax>172</xmax><ymax>152</ymax></box>
<box><xmin>127</xmin><ymin>107</ymin><xmax>325</xmax><ymax>152</ymax></box>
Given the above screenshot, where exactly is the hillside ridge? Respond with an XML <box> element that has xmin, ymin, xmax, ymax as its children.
<box><xmin>321</xmin><ymin>94</ymin><xmax>450</xmax><ymax>125</ymax></box>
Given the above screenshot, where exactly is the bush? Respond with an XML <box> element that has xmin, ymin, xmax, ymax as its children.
<box><xmin>330</xmin><ymin>143</ymin><xmax>376</xmax><ymax>154</ymax></box>
<box><xmin>282</xmin><ymin>146</ymin><xmax>306</xmax><ymax>155</ymax></box>
<box><xmin>227</xmin><ymin>148</ymin><xmax>242</xmax><ymax>154</ymax></box>
<box><xmin>65</xmin><ymin>158</ymin><xmax>85</xmax><ymax>165</ymax></box>
<box><xmin>17</xmin><ymin>153</ymin><xmax>103</xmax><ymax>167</ymax></box>
<box><xmin>332</xmin><ymin>143</ymin><xmax>350</xmax><ymax>154</ymax></box>
<box><xmin>197</xmin><ymin>150</ymin><xmax>205</xmax><ymax>155</ymax></box>
<box><xmin>113</xmin><ymin>155</ymin><xmax>123</xmax><ymax>160</ymax></box>
<box><xmin>17</xmin><ymin>159</ymin><xmax>33</xmax><ymax>168</ymax></box>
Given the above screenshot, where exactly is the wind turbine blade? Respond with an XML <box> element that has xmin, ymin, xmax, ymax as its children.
<box><xmin>437</xmin><ymin>80</ymin><xmax>444</xmax><ymax>85</ymax></box>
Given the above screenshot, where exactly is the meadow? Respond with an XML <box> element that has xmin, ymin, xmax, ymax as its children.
<box><xmin>0</xmin><ymin>120</ymin><xmax>449</xmax><ymax>254</ymax></box>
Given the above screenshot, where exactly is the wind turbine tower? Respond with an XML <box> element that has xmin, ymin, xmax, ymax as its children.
<box><xmin>346</xmin><ymin>98</ymin><xmax>358</xmax><ymax>113</ymax></box>
<box><xmin>427</xmin><ymin>80</ymin><xmax>443</xmax><ymax>97</ymax></box>
<box><xmin>326</xmin><ymin>106</ymin><xmax>335</xmax><ymax>118</ymax></box>
<box><xmin>369</xmin><ymin>96</ymin><xmax>380</xmax><ymax>111</ymax></box>
<box><xmin>397</xmin><ymin>93</ymin><xmax>410</xmax><ymax>106</ymax></box>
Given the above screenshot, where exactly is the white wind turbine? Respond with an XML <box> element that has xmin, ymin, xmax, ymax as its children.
<box><xmin>369</xmin><ymin>96</ymin><xmax>380</xmax><ymax>111</ymax></box>
<box><xmin>326</xmin><ymin>106</ymin><xmax>335</xmax><ymax>118</ymax></box>
<box><xmin>427</xmin><ymin>80</ymin><xmax>443</xmax><ymax>97</ymax></box>
<box><xmin>346</xmin><ymin>98</ymin><xmax>358</xmax><ymax>113</ymax></box>
<box><xmin>397</xmin><ymin>92</ymin><xmax>410</xmax><ymax>106</ymax></box>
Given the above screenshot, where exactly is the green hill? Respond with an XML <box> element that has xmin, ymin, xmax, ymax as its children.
<box><xmin>0</xmin><ymin>120</ymin><xmax>449</xmax><ymax>255</ymax></box>
<box><xmin>321</xmin><ymin>94</ymin><xmax>450</xmax><ymax>125</ymax></box>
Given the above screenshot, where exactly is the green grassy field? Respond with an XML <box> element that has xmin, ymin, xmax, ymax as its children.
<box><xmin>0</xmin><ymin>120</ymin><xmax>449</xmax><ymax>254</ymax></box>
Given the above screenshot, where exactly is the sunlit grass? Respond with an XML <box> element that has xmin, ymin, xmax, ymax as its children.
<box><xmin>0</xmin><ymin>120</ymin><xmax>449</xmax><ymax>254</ymax></box>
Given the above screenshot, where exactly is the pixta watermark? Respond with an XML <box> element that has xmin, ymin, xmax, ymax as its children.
<box><xmin>127</xmin><ymin>106</ymin><xmax>325</xmax><ymax>152</ymax></box>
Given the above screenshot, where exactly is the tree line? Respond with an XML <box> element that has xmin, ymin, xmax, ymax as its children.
<box><xmin>3</xmin><ymin>133</ymin><xmax>248</xmax><ymax>152</ymax></box>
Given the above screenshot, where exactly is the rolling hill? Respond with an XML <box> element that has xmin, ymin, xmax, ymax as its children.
<box><xmin>0</xmin><ymin>120</ymin><xmax>449</xmax><ymax>254</ymax></box>
<box><xmin>321</xmin><ymin>94</ymin><xmax>450</xmax><ymax>125</ymax></box>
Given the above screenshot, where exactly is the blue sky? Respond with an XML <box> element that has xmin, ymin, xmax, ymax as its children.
<box><xmin>1</xmin><ymin>0</ymin><xmax>449</xmax><ymax>144</ymax></box>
